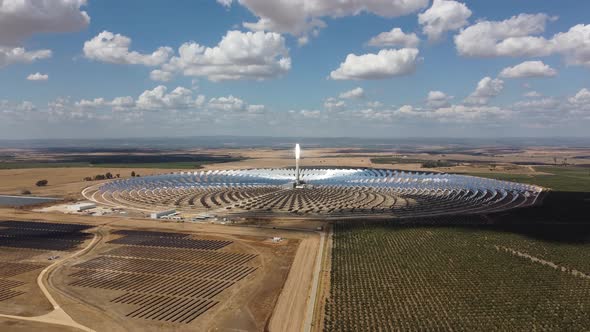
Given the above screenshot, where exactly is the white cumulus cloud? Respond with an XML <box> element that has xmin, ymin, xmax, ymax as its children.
<box><xmin>513</xmin><ymin>98</ymin><xmax>560</xmax><ymax>111</ymax></box>
<box><xmin>465</xmin><ymin>77</ymin><xmax>504</xmax><ymax>105</ymax></box>
<box><xmin>208</xmin><ymin>95</ymin><xmax>246</xmax><ymax>111</ymax></box>
<box><xmin>157</xmin><ymin>30</ymin><xmax>291</xmax><ymax>82</ymax></box>
<box><xmin>70</xmin><ymin>87</ymin><xmax>266</xmax><ymax>115</ymax></box>
<box><xmin>111</xmin><ymin>96</ymin><xmax>136</xmax><ymax>110</ymax></box>
<box><xmin>0</xmin><ymin>0</ymin><xmax>88</xmax><ymax>69</ymax></box>
<box><xmin>455</xmin><ymin>13</ymin><xmax>554</xmax><ymax>57</ymax></box>
<box><xmin>75</xmin><ymin>96</ymin><xmax>135</xmax><ymax>111</ymax></box>
<box><xmin>26</xmin><ymin>72</ymin><xmax>48</xmax><ymax>81</ymax></box>
<box><xmin>524</xmin><ymin>91</ymin><xmax>542</xmax><ymax>98</ymax></box>
<box><xmin>231</xmin><ymin>0</ymin><xmax>428</xmax><ymax>41</ymax></box>
<box><xmin>426</xmin><ymin>90</ymin><xmax>452</xmax><ymax>107</ymax></box>
<box><xmin>323</xmin><ymin>98</ymin><xmax>346</xmax><ymax>110</ymax></box>
<box><xmin>216</xmin><ymin>0</ymin><xmax>233</xmax><ymax>7</ymax></box>
<box><xmin>568</xmin><ymin>88</ymin><xmax>590</xmax><ymax>106</ymax></box>
<box><xmin>367</xmin><ymin>28</ymin><xmax>419</xmax><ymax>48</ymax></box>
<box><xmin>429</xmin><ymin>105</ymin><xmax>511</xmax><ymax>122</ymax></box>
<box><xmin>339</xmin><ymin>87</ymin><xmax>365</xmax><ymax>99</ymax></box>
<box><xmin>0</xmin><ymin>0</ymin><xmax>89</xmax><ymax>46</ymax></box>
<box><xmin>150</xmin><ymin>69</ymin><xmax>174</xmax><ymax>82</ymax></box>
<box><xmin>247</xmin><ymin>104</ymin><xmax>265</xmax><ymax>113</ymax></box>
<box><xmin>330</xmin><ymin>48</ymin><xmax>420</xmax><ymax>80</ymax></box>
<box><xmin>552</xmin><ymin>24</ymin><xmax>590</xmax><ymax>68</ymax></box>
<box><xmin>136</xmin><ymin>86</ymin><xmax>199</xmax><ymax>110</ymax></box>
<box><xmin>84</xmin><ymin>31</ymin><xmax>173</xmax><ymax>66</ymax></box>
<box><xmin>0</xmin><ymin>47</ymin><xmax>51</xmax><ymax>68</ymax></box>
<box><xmin>455</xmin><ymin>14</ymin><xmax>590</xmax><ymax>67</ymax></box>
<box><xmin>499</xmin><ymin>61</ymin><xmax>557</xmax><ymax>78</ymax></box>
<box><xmin>366</xmin><ymin>101</ymin><xmax>383</xmax><ymax>108</ymax></box>
<box><xmin>418</xmin><ymin>0</ymin><xmax>471</xmax><ymax>42</ymax></box>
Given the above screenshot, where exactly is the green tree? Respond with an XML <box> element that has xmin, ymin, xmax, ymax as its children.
<box><xmin>35</xmin><ymin>179</ymin><xmax>48</xmax><ymax>187</ymax></box>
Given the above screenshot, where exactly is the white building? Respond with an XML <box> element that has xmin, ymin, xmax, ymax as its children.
<box><xmin>67</xmin><ymin>202</ymin><xmax>96</xmax><ymax>212</ymax></box>
<box><xmin>150</xmin><ymin>209</ymin><xmax>176</xmax><ymax>219</ymax></box>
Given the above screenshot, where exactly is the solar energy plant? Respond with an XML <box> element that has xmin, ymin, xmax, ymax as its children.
<box><xmin>89</xmin><ymin>167</ymin><xmax>543</xmax><ymax>217</ymax></box>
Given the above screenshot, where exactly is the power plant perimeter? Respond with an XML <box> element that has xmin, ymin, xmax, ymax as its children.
<box><xmin>87</xmin><ymin>144</ymin><xmax>542</xmax><ymax>217</ymax></box>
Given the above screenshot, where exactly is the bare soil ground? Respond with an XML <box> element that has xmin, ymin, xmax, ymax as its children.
<box><xmin>0</xmin><ymin>225</ymin><xmax>93</xmax><ymax>318</ymax></box>
<box><xmin>0</xmin><ymin>254</ymin><xmax>53</xmax><ymax>317</ymax></box>
<box><xmin>0</xmin><ymin>209</ymin><xmax>316</xmax><ymax>332</ymax></box>
<box><xmin>0</xmin><ymin>167</ymin><xmax>168</xmax><ymax>198</ymax></box>
<box><xmin>0</xmin><ymin>317</ymin><xmax>80</xmax><ymax>331</ymax></box>
<box><xmin>51</xmin><ymin>229</ymin><xmax>296</xmax><ymax>331</ymax></box>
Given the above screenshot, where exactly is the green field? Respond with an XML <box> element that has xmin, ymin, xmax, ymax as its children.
<box><xmin>325</xmin><ymin>219</ymin><xmax>590</xmax><ymax>331</ymax></box>
<box><xmin>0</xmin><ymin>153</ymin><xmax>244</xmax><ymax>170</ymax></box>
<box><xmin>370</xmin><ymin>156</ymin><xmax>425</xmax><ymax>164</ymax></box>
<box><xmin>467</xmin><ymin>166</ymin><xmax>590</xmax><ymax>192</ymax></box>
<box><xmin>370</xmin><ymin>156</ymin><xmax>590</xmax><ymax>192</ymax></box>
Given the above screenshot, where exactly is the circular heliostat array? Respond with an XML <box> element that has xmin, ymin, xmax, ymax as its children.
<box><xmin>86</xmin><ymin>168</ymin><xmax>542</xmax><ymax>217</ymax></box>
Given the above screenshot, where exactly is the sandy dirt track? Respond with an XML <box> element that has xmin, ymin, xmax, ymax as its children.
<box><xmin>312</xmin><ymin>226</ymin><xmax>333</xmax><ymax>332</ymax></box>
<box><xmin>269</xmin><ymin>231</ymin><xmax>320</xmax><ymax>332</ymax></box>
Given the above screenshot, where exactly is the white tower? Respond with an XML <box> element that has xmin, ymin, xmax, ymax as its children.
<box><xmin>295</xmin><ymin>143</ymin><xmax>301</xmax><ymax>185</ymax></box>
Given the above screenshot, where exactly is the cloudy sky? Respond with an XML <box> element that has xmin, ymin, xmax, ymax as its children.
<box><xmin>1</xmin><ymin>0</ymin><xmax>589</xmax><ymax>139</ymax></box>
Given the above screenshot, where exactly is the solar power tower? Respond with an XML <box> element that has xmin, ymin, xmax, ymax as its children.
<box><xmin>295</xmin><ymin>144</ymin><xmax>301</xmax><ymax>185</ymax></box>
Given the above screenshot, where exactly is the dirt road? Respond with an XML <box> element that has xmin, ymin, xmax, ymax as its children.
<box><xmin>0</xmin><ymin>231</ymin><xmax>99</xmax><ymax>332</ymax></box>
<box><xmin>269</xmin><ymin>231</ymin><xmax>320</xmax><ymax>332</ymax></box>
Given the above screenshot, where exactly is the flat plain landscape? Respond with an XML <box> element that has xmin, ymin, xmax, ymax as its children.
<box><xmin>3</xmin><ymin>0</ymin><xmax>590</xmax><ymax>329</ymax></box>
<box><xmin>0</xmin><ymin>138</ymin><xmax>589</xmax><ymax>331</ymax></box>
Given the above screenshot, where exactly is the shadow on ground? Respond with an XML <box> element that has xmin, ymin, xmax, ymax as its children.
<box><xmin>338</xmin><ymin>191</ymin><xmax>590</xmax><ymax>244</ymax></box>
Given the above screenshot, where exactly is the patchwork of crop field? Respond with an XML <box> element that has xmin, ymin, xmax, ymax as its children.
<box><xmin>0</xmin><ymin>220</ymin><xmax>92</xmax><ymax>302</ymax></box>
<box><xmin>68</xmin><ymin>230</ymin><xmax>257</xmax><ymax>324</ymax></box>
<box><xmin>88</xmin><ymin>168</ymin><xmax>542</xmax><ymax>216</ymax></box>
<box><xmin>324</xmin><ymin>218</ymin><xmax>590</xmax><ymax>331</ymax></box>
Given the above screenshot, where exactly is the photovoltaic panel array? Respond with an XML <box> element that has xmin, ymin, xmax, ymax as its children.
<box><xmin>0</xmin><ymin>220</ymin><xmax>92</xmax><ymax>303</ymax></box>
<box><xmin>69</xmin><ymin>230</ymin><xmax>257</xmax><ymax>324</ymax></box>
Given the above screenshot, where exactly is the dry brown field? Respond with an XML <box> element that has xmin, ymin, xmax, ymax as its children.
<box><xmin>0</xmin><ymin>209</ymin><xmax>319</xmax><ymax>331</ymax></box>
<box><xmin>0</xmin><ymin>167</ymin><xmax>170</xmax><ymax>198</ymax></box>
<box><xmin>5</xmin><ymin>146</ymin><xmax>587</xmax><ymax>199</ymax></box>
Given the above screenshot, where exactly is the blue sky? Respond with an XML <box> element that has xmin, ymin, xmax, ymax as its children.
<box><xmin>0</xmin><ymin>0</ymin><xmax>589</xmax><ymax>139</ymax></box>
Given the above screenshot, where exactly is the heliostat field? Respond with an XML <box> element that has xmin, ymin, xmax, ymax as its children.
<box><xmin>87</xmin><ymin>168</ymin><xmax>543</xmax><ymax>217</ymax></box>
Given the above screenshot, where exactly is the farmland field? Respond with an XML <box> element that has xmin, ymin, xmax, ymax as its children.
<box><xmin>0</xmin><ymin>162</ymin><xmax>207</xmax><ymax>169</ymax></box>
<box><xmin>0</xmin><ymin>151</ymin><xmax>244</xmax><ymax>170</ymax></box>
<box><xmin>468</xmin><ymin>166</ymin><xmax>590</xmax><ymax>192</ymax></box>
<box><xmin>324</xmin><ymin>217</ymin><xmax>590</xmax><ymax>331</ymax></box>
